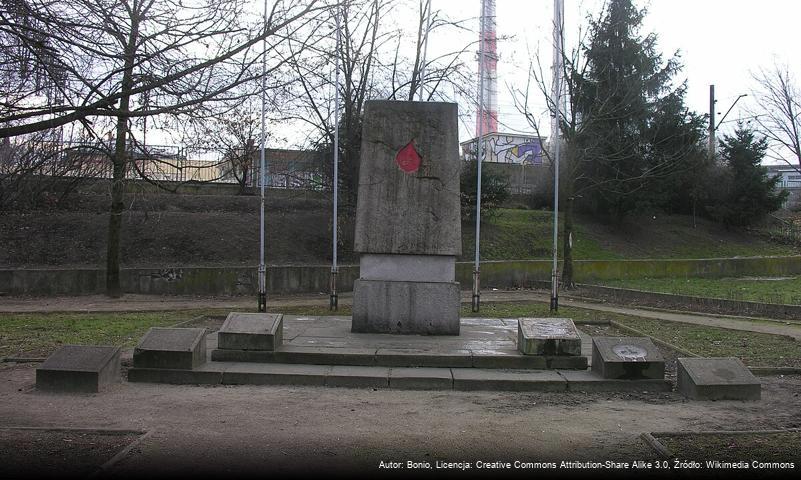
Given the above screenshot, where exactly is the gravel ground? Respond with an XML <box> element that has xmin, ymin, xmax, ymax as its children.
<box><xmin>1</xmin><ymin>362</ymin><xmax>799</xmax><ymax>479</ymax></box>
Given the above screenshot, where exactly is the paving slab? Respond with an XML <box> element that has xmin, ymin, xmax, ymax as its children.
<box><xmin>127</xmin><ymin>367</ymin><xmax>223</xmax><ymax>385</ymax></box>
<box><xmin>326</xmin><ymin>366</ymin><xmax>390</xmax><ymax>388</ymax></box>
<box><xmin>518</xmin><ymin>318</ymin><xmax>582</xmax><ymax>356</ymax></box>
<box><xmin>375</xmin><ymin>348</ymin><xmax>472</xmax><ymax>367</ymax></box>
<box><xmin>451</xmin><ymin>369</ymin><xmax>567</xmax><ymax>392</ymax></box>
<box><xmin>133</xmin><ymin>328</ymin><xmax>206</xmax><ymax>370</ymax></box>
<box><xmin>222</xmin><ymin>363</ymin><xmax>330</xmax><ymax>386</ymax></box>
<box><xmin>591</xmin><ymin>337</ymin><xmax>665</xmax><ymax>380</ymax></box>
<box><xmin>217</xmin><ymin>313</ymin><xmax>283</xmax><ymax>351</ymax></box>
<box><xmin>389</xmin><ymin>367</ymin><xmax>453</xmax><ymax>390</ymax></box>
<box><xmin>558</xmin><ymin>370</ymin><xmax>672</xmax><ymax>392</ymax></box>
<box><xmin>212</xmin><ymin>346</ymin><xmax>377</xmax><ymax>366</ymax></box>
<box><xmin>36</xmin><ymin>345</ymin><xmax>121</xmax><ymax>393</ymax></box>
<box><xmin>677</xmin><ymin>357</ymin><xmax>761</xmax><ymax>401</ymax></box>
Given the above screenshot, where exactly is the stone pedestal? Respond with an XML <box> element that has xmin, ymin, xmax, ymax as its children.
<box><xmin>351</xmin><ymin>101</ymin><xmax>462</xmax><ymax>335</ymax></box>
<box><xmin>218</xmin><ymin>313</ymin><xmax>283</xmax><ymax>351</ymax></box>
<box><xmin>352</xmin><ymin>278</ymin><xmax>460</xmax><ymax>335</ymax></box>
<box><xmin>677</xmin><ymin>357</ymin><xmax>761</xmax><ymax>400</ymax></box>
<box><xmin>517</xmin><ymin>318</ymin><xmax>582</xmax><ymax>356</ymax></box>
<box><xmin>36</xmin><ymin>345</ymin><xmax>121</xmax><ymax>393</ymax></box>
<box><xmin>133</xmin><ymin>327</ymin><xmax>206</xmax><ymax>370</ymax></box>
<box><xmin>591</xmin><ymin>337</ymin><xmax>665</xmax><ymax>380</ymax></box>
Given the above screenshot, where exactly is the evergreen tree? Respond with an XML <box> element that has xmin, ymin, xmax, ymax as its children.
<box><xmin>709</xmin><ymin>125</ymin><xmax>787</xmax><ymax>226</ymax></box>
<box><xmin>574</xmin><ymin>0</ymin><xmax>700</xmax><ymax>219</ymax></box>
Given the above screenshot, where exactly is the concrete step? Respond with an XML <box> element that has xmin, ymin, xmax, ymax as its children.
<box><xmin>128</xmin><ymin>362</ymin><xmax>671</xmax><ymax>392</ymax></box>
<box><xmin>210</xmin><ymin>345</ymin><xmax>588</xmax><ymax>370</ymax></box>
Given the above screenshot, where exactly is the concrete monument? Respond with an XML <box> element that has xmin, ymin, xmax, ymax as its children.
<box><xmin>677</xmin><ymin>357</ymin><xmax>761</xmax><ymax>400</ymax></box>
<box><xmin>36</xmin><ymin>345</ymin><xmax>121</xmax><ymax>393</ymax></box>
<box><xmin>351</xmin><ymin>100</ymin><xmax>461</xmax><ymax>335</ymax></box>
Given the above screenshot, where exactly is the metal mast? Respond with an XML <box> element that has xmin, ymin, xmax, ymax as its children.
<box><xmin>472</xmin><ymin>0</ymin><xmax>496</xmax><ymax>312</ymax></box>
<box><xmin>257</xmin><ymin>0</ymin><xmax>269</xmax><ymax>312</ymax></box>
<box><xmin>550</xmin><ymin>0</ymin><xmax>564</xmax><ymax>312</ymax></box>
<box><xmin>330</xmin><ymin>7</ymin><xmax>342</xmax><ymax>310</ymax></box>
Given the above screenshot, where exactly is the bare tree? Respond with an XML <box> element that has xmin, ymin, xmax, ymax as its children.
<box><xmin>284</xmin><ymin>0</ymin><xmax>475</xmax><ymax>206</ymax></box>
<box><xmin>750</xmin><ymin>63</ymin><xmax>801</xmax><ymax>173</ymax></box>
<box><xmin>0</xmin><ymin>0</ymin><xmax>327</xmax><ymax>296</ymax></box>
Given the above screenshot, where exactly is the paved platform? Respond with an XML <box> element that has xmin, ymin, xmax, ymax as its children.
<box><xmin>128</xmin><ymin>316</ymin><xmax>670</xmax><ymax>391</ymax></box>
<box><xmin>210</xmin><ymin>316</ymin><xmax>590</xmax><ymax>369</ymax></box>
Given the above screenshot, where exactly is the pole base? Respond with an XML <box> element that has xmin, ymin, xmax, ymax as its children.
<box><xmin>550</xmin><ymin>296</ymin><xmax>558</xmax><ymax>312</ymax></box>
<box><xmin>471</xmin><ymin>294</ymin><xmax>480</xmax><ymax>313</ymax></box>
<box><xmin>258</xmin><ymin>292</ymin><xmax>266</xmax><ymax>313</ymax></box>
<box><xmin>329</xmin><ymin>293</ymin><xmax>338</xmax><ymax>311</ymax></box>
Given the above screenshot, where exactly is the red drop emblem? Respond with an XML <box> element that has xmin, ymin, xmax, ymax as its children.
<box><xmin>395</xmin><ymin>141</ymin><xmax>421</xmax><ymax>173</ymax></box>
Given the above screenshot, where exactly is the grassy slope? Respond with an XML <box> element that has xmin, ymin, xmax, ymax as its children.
<box><xmin>460</xmin><ymin>208</ymin><xmax>800</xmax><ymax>262</ymax></box>
<box><xmin>1</xmin><ymin>195</ymin><xmax>799</xmax><ymax>267</ymax></box>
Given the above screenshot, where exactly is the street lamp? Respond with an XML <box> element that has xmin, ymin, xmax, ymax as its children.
<box><xmin>708</xmin><ymin>86</ymin><xmax>747</xmax><ymax>162</ymax></box>
<box><xmin>716</xmin><ymin>94</ymin><xmax>748</xmax><ymax>130</ymax></box>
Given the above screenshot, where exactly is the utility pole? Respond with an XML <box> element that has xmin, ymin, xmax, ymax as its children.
<box><xmin>708</xmin><ymin>84</ymin><xmax>716</xmax><ymax>162</ymax></box>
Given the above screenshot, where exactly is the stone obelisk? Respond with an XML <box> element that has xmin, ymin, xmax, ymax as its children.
<box><xmin>351</xmin><ymin>100</ymin><xmax>461</xmax><ymax>335</ymax></box>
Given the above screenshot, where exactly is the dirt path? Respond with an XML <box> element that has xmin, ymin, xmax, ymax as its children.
<box><xmin>3</xmin><ymin>290</ymin><xmax>801</xmax><ymax>341</ymax></box>
<box><xmin>0</xmin><ymin>363</ymin><xmax>799</xmax><ymax>477</ymax></box>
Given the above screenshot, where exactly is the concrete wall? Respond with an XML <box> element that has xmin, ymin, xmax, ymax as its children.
<box><xmin>2</xmin><ymin>256</ymin><xmax>801</xmax><ymax>296</ymax></box>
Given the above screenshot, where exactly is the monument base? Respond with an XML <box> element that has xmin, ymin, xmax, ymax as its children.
<box><xmin>351</xmin><ymin>279</ymin><xmax>460</xmax><ymax>335</ymax></box>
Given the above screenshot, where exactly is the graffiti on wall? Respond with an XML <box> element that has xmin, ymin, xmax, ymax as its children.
<box><xmin>462</xmin><ymin>134</ymin><xmax>543</xmax><ymax>165</ymax></box>
<box><xmin>488</xmin><ymin>135</ymin><xmax>542</xmax><ymax>164</ymax></box>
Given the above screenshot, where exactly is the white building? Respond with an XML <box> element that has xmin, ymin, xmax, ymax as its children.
<box><xmin>766</xmin><ymin>164</ymin><xmax>801</xmax><ymax>209</ymax></box>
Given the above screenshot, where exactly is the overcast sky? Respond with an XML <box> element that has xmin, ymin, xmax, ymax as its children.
<box><xmin>427</xmin><ymin>0</ymin><xmax>799</xmax><ymax>151</ymax></box>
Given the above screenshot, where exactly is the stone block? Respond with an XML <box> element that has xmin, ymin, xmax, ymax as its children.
<box><xmin>127</xmin><ymin>368</ymin><xmax>222</xmax><ymax>385</ymax></box>
<box><xmin>217</xmin><ymin>312</ymin><xmax>283</xmax><ymax>351</ymax></box>
<box><xmin>517</xmin><ymin>318</ymin><xmax>582</xmax><ymax>356</ymax></box>
<box><xmin>451</xmin><ymin>369</ymin><xmax>567</xmax><ymax>392</ymax></box>
<box><xmin>389</xmin><ymin>367</ymin><xmax>453</xmax><ymax>390</ymax></box>
<box><xmin>36</xmin><ymin>345</ymin><xmax>120</xmax><ymax>393</ymax></box>
<box><xmin>359</xmin><ymin>254</ymin><xmax>455</xmax><ymax>282</ymax></box>
<box><xmin>375</xmin><ymin>348</ymin><xmax>472</xmax><ymax>368</ymax></box>
<box><xmin>221</xmin><ymin>363</ymin><xmax>330</xmax><ymax>387</ymax></box>
<box><xmin>354</xmin><ymin>101</ymin><xmax>461</xmax><ymax>256</ymax></box>
<box><xmin>677</xmin><ymin>357</ymin><xmax>761</xmax><ymax>401</ymax></box>
<box><xmin>559</xmin><ymin>371</ymin><xmax>672</xmax><ymax>392</ymax></box>
<box><xmin>133</xmin><ymin>327</ymin><xmax>206</xmax><ymax>370</ymax></box>
<box><xmin>591</xmin><ymin>337</ymin><xmax>665</xmax><ymax>380</ymax></box>
<box><xmin>325</xmin><ymin>366</ymin><xmax>390</xmax><ymax>388</ymax></box>
<box><xmin>351</xmin><ymin>279</ymin><xmax>460</xmax><ymax>335</ymax></box>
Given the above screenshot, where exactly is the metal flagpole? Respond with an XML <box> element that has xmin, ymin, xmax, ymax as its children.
<box><xmin>330</xmin><ymin>7</ymin><xmax>342</xmax><ymax>310</ymax></box>
<box><xmin>258</xmin><ymin>0</ymin><xmax>269</xmax><ymax>312</ymax></box>
<box><xmin>417</xmin><ymin>0</ymin><xmax>433</xmax><ymax>102</ymax></box>
<box><xmin>472</xmin><ymin>0</ymin><xmax>486</xmax><ymax>313</ymax></box>
<box><xmin>550</xmin><ymin>0</ymin><xmax>563</xmax><ymax>312</ymax></box>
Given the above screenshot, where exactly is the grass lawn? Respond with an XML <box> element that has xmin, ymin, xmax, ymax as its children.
<box><xmin>0</xmin><ymin>310</ymin><xmax>225</xmax><ymax>358</ymax></box>
<box><xmin>2</xmin><ymin>301</ymin><xmax>798</xmax><ymax>368</ymax></box>
<box><xmin>597</xmin><ymin>276</ymin><xmax>801</xmax><ymax>305</ymax></box>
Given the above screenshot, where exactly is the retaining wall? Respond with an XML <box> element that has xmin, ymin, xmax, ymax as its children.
<box><xmin>2</xmin><ymin>256</ymin><xmax>801</xmax><ymax>296</ymax></box>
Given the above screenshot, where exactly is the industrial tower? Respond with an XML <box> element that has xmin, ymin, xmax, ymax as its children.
<box><xmin>476</xmin><ymin>0</ymin><xmax>498</xmax><ymax>136</ymax></box>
